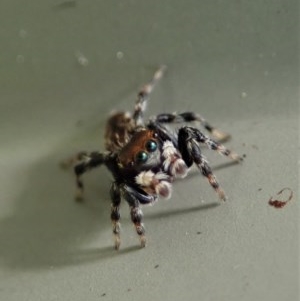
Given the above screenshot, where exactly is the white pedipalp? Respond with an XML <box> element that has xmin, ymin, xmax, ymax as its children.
<box><xmin>162</xmin><ymin>141</ymin><xmax>188</xmax><ymax>178</ymax></box>
<box><xmin>135</xmin><ymin>170</ymin><xmax>156</xmax><ymax>186</ymax></box>
<box><xmin>135</xmin><ymin>170</ymin><xmax>172</xmax><ymax>199</ymax></box>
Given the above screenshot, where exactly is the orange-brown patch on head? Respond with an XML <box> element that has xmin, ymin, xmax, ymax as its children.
<box><xmin>118</xmin><ymin>130</ymin><xmax>157</xmax><ymax>167</ymax></box>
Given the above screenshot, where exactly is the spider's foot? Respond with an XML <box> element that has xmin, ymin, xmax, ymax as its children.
<box><xmin>212</xmin><ymin>129</ymin><xmax>231</xmax><ymax>142</ymax></box>
<box><xmin>206</xmin><ymin>174</ymin><xmax>226</xmax><ymax>201</ymax></box>
<box><xmin>217</xmin><ymin>188</ymin><xmax>227</xmax><ymax>202</ymax></box>
<box><xmin>142</xmin><ymin>65</ymin><xmax>167</xmax><ymax>94</ymax></box>
<box><xmin>114</xmin><ymin>234</ymin><xmax>121</xmax><ymax>250</ymax></box>
<box><xmin>112</xmin><ymin>221</ymin><xmax>121</xmax><ymax>250</ymax></box>
<box><xmin>75</xmin><ymin>189</ymin><xmax>84</xmax><ymax>202</ymax></box>
<box><xmin>140</xmin><ymin>235</ymin><xmax>147</xmax><ymax>248</ymax></box>
<box><xmin>230</xmin><ymin>151</ymin><xmax>243</xmax><ymax>163</ymax></box>
<box><xmin>214</xmin><ymin>143</ymin><xmax>243</xmax><ymax>163</ymax></box>
<box><xmin>153</xmin><ymin>65</ymin><xmax>167</xmax><ymax>81</ymax></box>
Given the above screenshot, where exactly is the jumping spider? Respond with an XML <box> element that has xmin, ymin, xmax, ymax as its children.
<box><xmin>62</xmin><ymin>66</ymin><xmax>241</xmax><ymax>250</ymax></box>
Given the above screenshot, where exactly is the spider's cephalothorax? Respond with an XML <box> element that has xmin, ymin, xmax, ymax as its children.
<box><xmin>62</xmin><ymin>66</ymin><xmax>242</xmax><ymax>250</ymax></box>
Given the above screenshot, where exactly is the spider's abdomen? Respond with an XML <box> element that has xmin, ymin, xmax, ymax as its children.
<box><xmin>104</xmin><ymin>112</ymin><xmax>135</xmax><ymax>152</ymax></box>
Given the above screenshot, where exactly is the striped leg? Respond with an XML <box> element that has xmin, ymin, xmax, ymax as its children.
<box><xmin>110</xmin><ymin>182</ymin><xmax>121</xmax><ymax>250</ymax></box>
<box><xmin>198</xmin><ymin>156</ymin><xmax>226</xmax><ymax>201</ymax></box>
<box><xmin>178</xmin><ymin>127</ymin><xmax>241</xmax><ymax>201</ymax></box>
<box><xmin>152</xmin><ymin>112</ymin><xmax>231</xmax><ymax>142</ymax></box>
<box><xmin>60</xmin><ymin>151</ymin><xmax>89</xmax><ymax>169</ymax></box>
<box><xmin>121</xmin><ymin>185</ymin><xmax>147</xmax><ymax>248</ymax></box>
<box><xmin>70</xmin><ymin>151</ymin><xmax>106</xmax><ymax>201</ymax></box>
<box><xmin>130</xmin><ymin>206</ymin><xmax>146</xmax><ymax>248</ymax></box>
<box><xmin>184</xmin><ymin>126</ymin><xmax>242</xmax><ymax>161</ymax></box>
<box><xmin>133</xmin><ymin>65</ymin><xmax>167</xmax><ymax>126</ymax></box>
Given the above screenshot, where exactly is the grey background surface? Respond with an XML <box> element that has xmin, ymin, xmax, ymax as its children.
<box><xmin>0</xmin><ymin>1</ymin><xmax>299</xmax><ymax>300</ymax></box>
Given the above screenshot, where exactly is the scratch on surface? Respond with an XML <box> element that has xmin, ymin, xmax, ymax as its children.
<box><xmin>53</xmin><ymin>0</ymin><xmax>77</xmax><ymax>11</ymax></box>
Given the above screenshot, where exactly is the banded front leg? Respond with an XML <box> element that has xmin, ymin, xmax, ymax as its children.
<box><xmin>121</xmin><ymin>185</ymin><xmax>148</xmax><ymax>248</ymax></box>
<box><xmin>133</xmin><ymin>65</ymin><xmax>167</xmax><ymax>126</ymax></box>
<box><xmin>152</xmin><ymin>111</ymin><xmax>231</xmax><ymax>142</ymax></box>
<box><xmin>110</xmin><ymin>182</ymin><xmax>121</xmax><ymax>250</ymax></box>
<box><xmin>178</xmin><ymin>127</ymin><xmax>241</xmax><ymax>201</ymax></box>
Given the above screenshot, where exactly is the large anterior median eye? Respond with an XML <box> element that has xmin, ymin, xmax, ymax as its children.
<box><xmin>135</xmin><ymin>151</ymin><xmax>148</xmax><ymax>164</ymax></box>
<box><xmin>145</xmin><ymin>140</ymin><xmax>157</xmax><ymax>152</ymax></box>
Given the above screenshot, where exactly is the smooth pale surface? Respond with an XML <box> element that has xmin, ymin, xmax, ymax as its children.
<box><xmin>0</xmin><ymin>1</ymin><xmax>298</xmax><ymax>301</ymax></box>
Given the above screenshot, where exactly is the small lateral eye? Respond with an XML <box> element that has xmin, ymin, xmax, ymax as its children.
<box><xmin>135</xmin><ymin>151</ymin><xmax>148</xmax><ymax>164</ymax></box>
<box><xmin>145</xmin><ymin>140</ymin><xmax>157</xmax><ymax>152</ymax></box>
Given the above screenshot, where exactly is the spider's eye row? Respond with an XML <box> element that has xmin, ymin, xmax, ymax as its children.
<box><xmin>135</xmin><ymin>151</ymin><xmax>148</xmax><ymax>164</ymax></box>
<box><xmin>145</xmin><ymin>140</ymin><xmax>157</xmax><ymax>152</ymax></box>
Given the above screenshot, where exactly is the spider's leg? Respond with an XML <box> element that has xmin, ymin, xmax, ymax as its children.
<box><xmin>72</xmin><ymin>151</ymin><xmax>107</xmax><ymax>201</ymax></box>
<box><xmin>133</xmin><ymin>65</ymin><xmax>167</xmax><ymax>126</ymax></box>
<box><xmin>178</xmin><ymin>127</ymin><xmax>241</xmax><ymax>201</ymax></box>
<box><xmin>130</xmin><ymin>205</ymin><xmax>146</xmax><ymax>248</ymax></box>
<box><xmin>180</xmin><ymin>126</ymin><xmax>241</xmax><ymax>161</ymax></box>
<box><xmin>60</xmin><ymin>151</ymin><xmax>89</xmax><ymax>169</ymax></box>
<box><xmin>110</xmin><ymin>182</ymin><xmax>121</xmax><ymax>250</ymax></box>
<box><xmin>152</xmin><ymin>112</ymin><xmax>231</xmax><ymax>142</ymax></box>
<box><xmin>121</xmin><ymin>185</ymin><xmax>151</xmax><ymax>248</ymax></box>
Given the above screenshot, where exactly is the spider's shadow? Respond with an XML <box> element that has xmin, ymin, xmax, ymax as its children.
<box><xmin>0</xmin><ymin>145</ymin><xmax>238</xmax><ymax>271</ymax></box>
<box><xmin>0</xmin><ymin>148</ymin><xmax>115</xmax><ymax>271</ymax></box>
<box><xmin>145</xmin><ymin>160</ymin><xmax>238</xmax><ymax>220</ymax></box>
<box><xmin>147</xmin><ymin>202</ymin><xmax>220</xmax><ymax>220</ymax></box>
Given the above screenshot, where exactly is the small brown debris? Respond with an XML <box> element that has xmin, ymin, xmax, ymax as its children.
<box><xmin>268</xmin><ymin>187</ymin><xmax>293</xmax><ymax>209</ymax></box>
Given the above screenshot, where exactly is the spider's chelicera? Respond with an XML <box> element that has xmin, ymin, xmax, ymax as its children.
<box><xmin>62</xmin><ymin>66</ymin><xmax>242</xmax><ymax>250</ymax></box>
